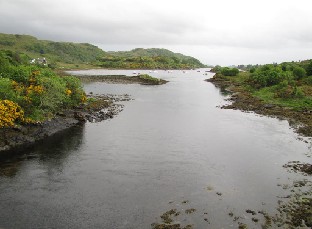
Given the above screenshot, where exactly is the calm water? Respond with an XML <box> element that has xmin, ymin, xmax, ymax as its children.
<box><xmin>0</xmin><ymin>69</ymin><xmax>310</xmax><ymax>228</ymax></box>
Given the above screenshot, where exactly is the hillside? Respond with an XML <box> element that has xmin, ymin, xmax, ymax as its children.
<box><xmin>98</xmin><ymin>48</ymin><xmax>206</xmax><ymax>69</ymax></box>
<box><xmin>0</xmin><ymin>33</ymin><xmax>106</xmax><ymax>67</ymax></box>
<box><xmin>0</xmin><ymin>33</ymin><xmax>206</xmax><ymax>69</ymax></box>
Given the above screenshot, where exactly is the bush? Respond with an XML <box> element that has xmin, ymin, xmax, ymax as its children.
<box><xmin>62</xmin><ymin>76</ymin><xmax>86</xmax><ymax>107</ymax></box>
<box><xmin>0</xmin><ymin>51</ymin><xmax>86</xmax><ymax>125</ymax></box>
<box><xmin>210</xmin><ymin>65</ymin><xmax>222</xmax><ymax>73</ymax></box>
<box><xmin>275</xmin><ymin>82</ymin><xmax>305</xmax><ymax>99</ymax></box>
<box><xmin>221</xmin><ymin>67</ymin><xmax>239</xmax><ymax>76</ymax></box>
<box><xmin>250</xmin><ymin>65</ymin><xmax>292</xmax><ymax>88</ymax></box>
<box><xmin>303</xmin><ymin>76</ymin><xmax>312</xmax><ymax>85</ymax></box>
<box><xmin>249</xmin><ymin>68</ymin><xmax>256</xmax><ymax>73</ymax></box>
<box><xmin>138</xmin><ymin>74</ymin><xmax>160</xmax><ymax>83</ymax></box>
<box><xmin>306</xmin><ymin>61</ymin><xmax>312</xmax><ymax>76</ymax></box>
<box><xmin>0</xmin><ymin>78</ymin><xmax>19</xmax><ymax>101</ymax></box>
<box><xmin>0</xmin><ymin>100</ymin><xmax>25</xmax><ymax>128</ymax></box>
<box><xmin>293</xmin><ymin>66</ymin><xmax>306</xmax><ymax>80</ymax></box>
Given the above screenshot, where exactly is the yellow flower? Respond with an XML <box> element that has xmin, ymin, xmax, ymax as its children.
<box><xmin>81</xmin><ymin>94</ymin><xmax>87</xmax><ymax>103</ymax></box>
<box><xmin>66</xmin><ymin>89</ymin><xmax>72</xmax><ymax>96</ymax></box>
<box><xmin>0</xmin><ymin>100</ymin><xmax>25</xmax><ymax>128</ymax></box>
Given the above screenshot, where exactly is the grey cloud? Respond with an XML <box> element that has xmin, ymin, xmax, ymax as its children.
<box><xmin>0</xmin><ymin>0</ymin><xmax>312</xmax><ymax>65</ymax></box>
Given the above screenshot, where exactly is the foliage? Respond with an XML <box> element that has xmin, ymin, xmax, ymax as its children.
<box><xmin>62</xmin><ymin>76</ymin><xmax>86</xmax><ymax>107</ymax></box>
<box><xmin>0</xmin><ymin>50</ymin><xmax>85</xmax><ymax>126</ymax></box>
<box><xmin>138</xmin><ymin>74</ymin><xmax>160</xmax><ymax>83</ymax></box>
<box><xmin>220</xmin><ymin>67</ymin><xmax>239</xmax><ymax>76</ymax></box>
<box><xmin>306</xmin><ymin>61</ymin><xmax>312</xmax><ymax>76</ymax></box>
<box><xmin>210</xmin><ymin>65</ymin><xmax>222</xmax><ymax>73</ymax></box>
<box><xmin>292</xmin><ymin>66</ymin><xmax>306</xmax><ymax>79</ymax></box>
<box><xmin>217</xmin><ymin>59</ymin><xmax>312</xmax><ymax>110</ymax></box>
<box><xmin>210</xmin><ymin>66</ymin><xmax>239</xmax><ymax>76</ymax></box>
<box><xmin>250</xmin><ymin>65</ymin><xmax>293</xmax><ymax>88</ymax></box>
<box><xmin>0</xmin><ymin>100</ymin><xmax>25</xmax><ymax>128</ymax></box>
<box><xmin>303</xmin><ymin>76</ymin><xmax>312</xmax><ymax>85</ymax></box>
<box><xmin>0</xmin><ymin>33</ymin><xmax>206</xmax><ymax>70</ymax></box>
<box><xmin>0</xmin><ymin>33</ymin><xmax>106</xmax><ymax>66</ymax></box>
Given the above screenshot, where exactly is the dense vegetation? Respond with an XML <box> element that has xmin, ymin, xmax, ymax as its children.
<box><xmin>0</xmin><ymin>33</ymin><xmax>206</xmax><ymax>70</ymax></box>
<box><xmin>0</xmin><ymin>33</ymin><xmax>106</xmax><ymax>68</ymax></box>
<box><xmin>214</xmin><ymin>60</ymin><xmax>312</xmax><ymax>110</ymax></box>
<box><xmin>211</xmin><ymin>66</ymin><xmax>239</xmax><ymax>76</ymax></box>
<box><xmin>97</xmin><ymin>48</ymin><xmax>206</xmax><ymax>69</ymax></box>
<box><xmin>0</xmin><ymin>50</ymin><xmax>86</xmax><ymax>128</ymax></box>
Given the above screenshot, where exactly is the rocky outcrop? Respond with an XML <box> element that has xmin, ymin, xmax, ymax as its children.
<box><xmin>0</xmin><ymin>94</ymin><xmax>129</xmax><ymax>153</ymax></box>
<box><xmin>75</xmin><ymin>75</ymin><xmax>168</xmax><ymax>85</ymax></box>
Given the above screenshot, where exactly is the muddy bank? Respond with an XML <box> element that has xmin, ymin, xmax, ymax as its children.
<box><xmin>75</xmin><ymin>75</ymin><xmax>168</xmax><ymax>85</ymax></box>
<box><xmin>0</xmin><ymin>94</ymin><xmax>130</xmax><ymax>154</ymax></box>
<box><xmin>206</xmin><ymin>76</ymin><xmax>312</xmax><ymax>138</ymax></box>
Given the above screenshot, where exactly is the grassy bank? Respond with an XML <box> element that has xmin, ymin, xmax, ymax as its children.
<box><xmin>0</xmin><ymin>50</ymin><xmax>86</xmax><ymax>128</ymax></box>
<box><xmin>0</xmin><ymin>33</ymin><xmax>206</xmax><ymax>70</ymax></box>
<box><xmin>208</xmin><ymin>63</ymin><xmax>312</xmax><ymax>228</ymax></box>
<box><xmin>208</xmin><ymin>60</ymin><xmax>312</xmax><ymax>136</ymax></box>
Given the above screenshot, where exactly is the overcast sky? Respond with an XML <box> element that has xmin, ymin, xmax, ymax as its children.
<box><xmin>0</xmin><ymin>0</ymin><xmax>311</xmax><ymax>65</ymax></box>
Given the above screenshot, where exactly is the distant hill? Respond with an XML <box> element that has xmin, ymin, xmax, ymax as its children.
<box><xmin>100</xmin><ymin>48</ymin><xmax>206</xmax><ymax>69</ymax></box>
<box><xmin>0</xmin><ymin>33</ymin><xmax>106</xmax><ymax>66</ymax></box>
<box><xmin>0</xmin><ymin>33</ymin><xmax>206</xmax><ymax>69</ymax></box>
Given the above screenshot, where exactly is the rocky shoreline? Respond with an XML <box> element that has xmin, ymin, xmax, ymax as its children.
<box><xmin>0</xmin><ymin>72</ymin><xmax>166</xmax><ymax>155</ymax></box>
<box><xmin>206</xmin><ymin>76</ymin><xmax>312</xmax><ymax>138</ymax></box>
<box><xmin>74</xmin><ymin>75</ymin><xmax>168</xmax><ymax>85</ymax></box>
<box><xmin>206</xmin><ymin>75</ymin><xmax>312</xmax><ymax>228</ymax></box>
<box><xmin>0</xmin><ymin>94</ymin><xmax>130</xmax><ymax>154</ymax></box>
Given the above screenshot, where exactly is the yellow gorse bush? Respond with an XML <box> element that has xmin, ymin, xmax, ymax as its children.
<box><xmin>81</xmin><ymin>93</ymin><xmax>87</xmax><ymax>103</ymax></box>
<box><xmin>27</xmin><ymin>84</ymin><xmax>44</xmax><ymax>94</ymax></box>
<box><xmin>0</xmin><ymin>100</ymin><xmax>25</xmax><ymax>128</ymax></box>
<box><xmin>11</xmin><ymin>74</ymin><xmax>45</xmax><ymax>106</ymax></box>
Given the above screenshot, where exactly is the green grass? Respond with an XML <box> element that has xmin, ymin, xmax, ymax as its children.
<box><xmin>0</xmin><ymin>33</ymin><xmax>106</xmax><ymax>67</ymax></box>
<box><xmin>252</xmin><ymin>86</ymin><xmax>312</xmax><ymax>110</ymax></box>
<box><xmin>219</xmin><ymin>71</ymin><xmax>312</xmax><ymax>111</ymax></box>
<box><xmin>138</xmin><ymin>74</ymin><xmax>160</xmax><ymax>83</ymax></box>
<box><xmin>224</xmin><ymin>71</ymin><xmax>250</xmax><ymax>84</ymax></box>
<box><xmin>0</xmin><ymin>33</ymin><xmax>206</xmax><ymax>70</ymax></box>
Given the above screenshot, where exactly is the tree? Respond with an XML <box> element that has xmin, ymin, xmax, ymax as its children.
<box><xmin>306</xmin><ymin>61</ymin><xmax>312</xmax><ymax>76</ymax></box>
<box><xmin>221</xmin><ymin>67</ymin><xmax>239</xmax><ymax>76</ymax></box>
<box><xmin>292</xmin><ymin>66</ymin><xmax>306</xmax><ymax>79</ymax></box>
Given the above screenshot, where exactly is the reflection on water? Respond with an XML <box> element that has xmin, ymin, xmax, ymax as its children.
<box><xmin>0</xmin><ymin>69</ymin><xmax>310</xmax><ymax>229</ymax></box>
<box><xmin>0</xmin><ymin>125</ymin><xmax>85</xmax><ymax>178</ymax></box>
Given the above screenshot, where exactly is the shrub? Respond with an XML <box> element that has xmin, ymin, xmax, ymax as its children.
<box><xmin>0</xmin><ymin>78</ymin><xmax>19</xmax><ymax>101</ymax></box>
<box><xmin>0</xmin><ymin>100</ymin><xmax>25</xmax><ymax>128</ymax></box>
<box><xmin>275</xmin><ymin>84</ymin><xmax>305</xmax><ymax>99</ymax></box>
<box><xmin>38</xmin><ymin>75</ymin><xmax>67</xmax><ymax>112</ymax></box>
<box><xmin>303</xmin><ymin>76</ymin><xmax>312</xmax><ymax>85</ymax></box>
<box><xmin>221</xmin><ymin>67</ymin><xmax>239</xmax><ymax>76</ymax></box>
<box><xmin>306</xmin><ymin>61</ymin><xmax>312</xmax><ymax>76</ymax></box>
<box><xmin>292</xmin><ymin>66</ymin><xmax>306</xmax><ymax>80</ymax></box>
<box><xmin>138</xmin><ymin>74</ymin><xmax>160</xmax><ymax>83</ymax></box>
<box><xmin>0</xmin><ymin>51</ymin><xmax>87</xmax><ymax>126</ymax></box>
<box><xmin>210</xmin><ymin>65</ymin><xmax>222</xmax><ymax>73</ymax></box>
<box><xmin>249</xmin><ymin>68</ymin><xmax>256</xmax><ymax>73</ymax></box>
<box><xmin>62</xmin><ymin>76</ymin><xmax>86</xmax><ymax>107</ymax></box>
<box><xmin>250</xmin><ymin>65</ymin><xmax>292</xmax><ymax>88</ymax></box>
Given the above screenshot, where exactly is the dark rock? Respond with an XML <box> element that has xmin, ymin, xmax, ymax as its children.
<box><xmin>74</xmin><ymin>112</ymin><xmax>86</xmax><ymax>122</ymax></box>
<box><xmin>263</xmin><ymin>104</ymin><xmax>275</xmax><ymax>109</ymax></box>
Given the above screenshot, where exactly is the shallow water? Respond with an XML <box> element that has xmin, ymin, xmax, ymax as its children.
<box><xmin>0</xmin><ymin>69</ymin><xmax>310</xmax><ymax>228</ymax></box>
